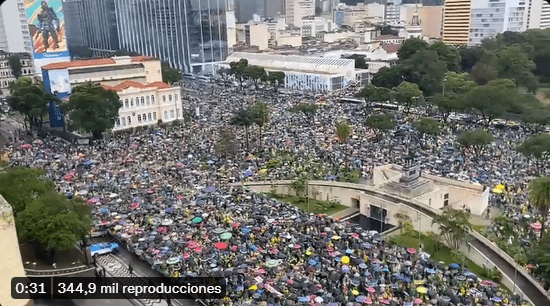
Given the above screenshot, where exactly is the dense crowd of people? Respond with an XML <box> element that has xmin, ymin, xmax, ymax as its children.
<box><xmin>1</xmin><ymin>79</ymin><xmax>542</xmax><ymax>305</ymax></box>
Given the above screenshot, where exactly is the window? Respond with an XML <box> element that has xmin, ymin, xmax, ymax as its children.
<box><xmin>444</xmin><ymin>193</ymin><xmax>449</xmax><ymax>206</ymax></box>
<box><xmin>122</xmin><ymin>117</ymin><xmax>126</xmax><ymax>126</ymax></box>
<box><xmin>170</xmin><ymin>110</ymin><xmax>175</xmax><ymax>118</ymax></box>
<box><xmin>127</xmin><ymin>116</ymin><xmax>131</xmax><ymax>125</ymax></box>
<box><xmin>162</xmin><ymin>95</ymin><xmax>166</xmax><ymax>103</ymax></box>
<box><xmin>148</xmin><ymin>113</ymin><xmax>151</xmax><ymax>121</ymax></box>
<box><xmin>116</xmin><ymin>118</ymin><xmax>120</xmax><ymax>126</ymax></box>
<box><xmin>153</xmin><ymin>112</ymin><xmax>157</xmax><ymax>120</ymax></box>
<box><xmin>169</xmin><ymin>94</ymin><xmax>172</xmax><ymax>102</ymax></box>
<box><xmin>146</xmin><ymin>96</ymin><xmax>150</xmax><ymax>105</ymax></box>
<box><xmin>151</xmin><ymin>95</ymin><xmax>155</xmax><ymax>104</ymax></box>
<box><xmin>130</xmin><ymin>98</ymin><xmax>134</xmax><ymax>107</ymax></box>
<box><xmin>164</xmin><ymin>110</ymin><xmax>168</xmax><ymax>119</ymax></box>
<box><xmin>135</xmin><ymin>97</ymin><xmax>139</xmax><ymax>106</ymax></box>
<box><xmin>483</xmin><ymin>24</ymin><xmax>489</xmax><ymax>27</ymax></box>
<box><xmin>175</xmin><ymin>94</ymin><xmax>178</xmax><ymax>101</ymax></box>
<box><xmin>141</xmin><ymin>97</ymin><xmax>145</xmax><ymax>106</ymax></box>
<box><xmin>125</xmin><ymin>100</ymin><xmax>129</xmax><ymax>108</ymax></box>
<box><xmin>176</xmin><ymin>109</ymin><xmax>180</xmax><ymax>118</ymax></box>
<box><xmin>476</xmin><ymin>13</ymin><xmax>482</xmax><ymax>17</ymax></box>
<box><xmin>143</xmin><ymin>113</ymin><xmax>147</xmax><ymax>121</ymax></box>
<box><xmin>138</xmin><ymin>114</ymin><xmax>142</xmax><ymax>122</ymax></box>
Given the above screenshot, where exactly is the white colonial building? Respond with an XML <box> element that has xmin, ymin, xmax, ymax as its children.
<box><xmin>102</xmin><ymin>80</ymin><xmax>181</xmax><ymax>131</ymax></box>
<box><xmin>224</xmin><ymin>52</ymin><xmax>365</xmax><ymax>92</ymax></box>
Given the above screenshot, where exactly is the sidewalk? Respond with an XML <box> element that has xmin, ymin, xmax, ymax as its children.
<box><xmin>19</xmin><ymin>241</ymin><xmax>87</xmax><ymax>270</ymax></box>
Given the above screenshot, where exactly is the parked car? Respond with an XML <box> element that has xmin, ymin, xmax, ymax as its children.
<box><xmin>90</xmin><ymin>242</ymin><xmax>119</xmax><ymax>257</ymax></box>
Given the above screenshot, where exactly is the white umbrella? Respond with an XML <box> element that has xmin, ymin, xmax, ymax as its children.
<box><xmin>78</xmin><ymin>190</ymin><xmax>88</xmax><ymax>196</ymax></box>
<box><xmin>109</xmin><ymin>193</ymin><xmax>118</xmax><ymax>198</ymax></box>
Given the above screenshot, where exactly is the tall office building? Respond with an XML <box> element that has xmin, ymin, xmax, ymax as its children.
<box><xmin>0</xmin><ymin>0</ymin><xmax>32</xmax><ymax>53</ymax></box>
<box><xmin>286</xmin><ymin>0</ymin><xmax>315</xmax><ymax>26</ymax></box>
<box><xmin>385</xmin><ymin>2</ymin><xmax>402</xmax><ymax>26</ymax></box>
<box><xmin>63</xmin><ymin>0</ymin><xmax>120</xmax><ymax>57</ymax></box>
<box><xmin>442</xmin><ymin>0</ymin><xmax>472</xmax><ymax>45</ymax></box>
<box><xmin>235</xmin><ymin>0</ymin><xmax>258</xmax><ymax>22</ymax></box>
<box><xmin>526</xmin><ymin>0</ymin><xmax>550</xmax><ymax>29</ymax></box>
<box><xmin>468</xmin><ymin>0</ymin><xmax>526</xmax><ymax>45</ymax></box>
<box><xmin>265</xmin><ymin>0</ymin><xmax>285</xmax><ymax>18</ymax></box>
<box><xmin>115</xmin><ymin>0</ymin><xmax>232</xmax><ymax>74</ymax></box>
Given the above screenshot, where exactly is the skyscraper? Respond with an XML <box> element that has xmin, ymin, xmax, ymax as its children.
<box><xmin>468</xmin><ymin>0</ymin><xmax>526</xmax><ymax>45</ymax></box>
<box><xmin>285</xmin><ymin>0</ymin><xmax>315</xmax><ymax>26</ymax></box>
<box><xmin>114</xmin><ymin>0</ymin><xmax>232</xmax><ymax>74</ymax></box>
<box><xmin>235</xmin><ymin>0</ymin><xmax>258</xmax><ymax>22</ymax></box>
<box><xmin>63</xmin><ymin>0</ymin><xmax>120</xmax><ymax>57</ymax></box>
<box><xmin>442</xmin><ymin>0</ymin><xmax>472</xmax><ymax>45</ymax></box>
<box><xmin>0</xmin><ymin>0</ymin><xmax>32</xmax><ymax>53</ymax></box>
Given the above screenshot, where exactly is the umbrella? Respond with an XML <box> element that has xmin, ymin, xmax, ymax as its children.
<box><xmin>221</xmin><ymin>232</ymin><xmax>232</xmax><ymax>240</ymax></box>
<box><xmin>341</xmin><ymin>256</ymin><xmax>350</xmax><ymax>264</ymax></box>
<box><xmin>215</xmin><ymin>242</ymin><xmax>228</xmax><ymax>250</ymax></box>
<box><xmin>365</xmin><ymin>298</ymin><xmax>373</xmax><ymax>304</ymax></box>
<box><xmin>492</xmin><ymin>188</ymin><xmax>503</xmax><ymax>194</ymax></box>
<box><xmin>204</xmin><ymin>186</ymin><xmax>216</xmax><ymax>193</ymax></box>
<box><xmin>414</xmin><ymin>298</ymin><xmax>422</xmax><ymax>304</ymax></box>
<box><xmin>417</xmin><ymin>287</ymin><xmax>427</xmax><ymax>294</ymax></box>
<box><xmin>266</xmin><ymin>259</ymin><xmax>278</xmax><ymax>268</ymax></box>
<box><xmin>496</xmin><ymin>184</ymin><xmax>505</xmax><ymax>190</ymax></box>
<box><xmin>531</xmin><ymin>222</ymin><xmax>542</xmax><ymax>231</ymax></box>
<box><xmin>356</xmin><ymin>296</ymin><xmax>366</xmax><ymax>303</ymax></box>
<box><xmin>367</xmin><ymin>287</ymin><xmax>375</xmax><ymax>293</ymax></box>
<box><xmin>407</xmin><ymin>247</ymin><xmax>416</xmax><ymax>254</ymax></box>
<box><xmin>192</xmin><ymin>217</ymin><xmax>202</xmax><ymax>223</ymax></box>
<box><xmin>492</xmin><ymin>296</ymin><xmax>502</xmax><ymax>302</ymax></box>
<box><xmin>449</xmin><ymin>263</ymin><xmax>460</xmax><ymax>269</ymax></box>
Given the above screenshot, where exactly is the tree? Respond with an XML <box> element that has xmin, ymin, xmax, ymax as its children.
<box><xmin>365</xmin><ymin>113</ymin><xmax>396</xmax><ymax>141</ymax></box>
<box><xmin>394</xmin><ymin>212</ymin><xmax>412</xmax><ymax>234</ymax></box>
<box><xmin>458</xmin><ymin>46</ymin><xmax>483</xmax><ymax>72</ymax></box>
<box><xmin>161</xmin><ymin>61</ymin><xmax>181</xmax><ymax>84</ymax></box>
<box><xmin>399</xmin><ymin>49</ymin><xmax>448</xmax><ymax>95</ymax></box>
<box><xmin>431</xmin><ymin>209</ymin><xmax>472</xmax><ymax>251</ymax></box>
<box><xmin>16</xmin><ymin>193</ymin><xmax>91</xmax><ymax>259</ymax></box>
<box><xmin>357</xmin><ymin>84</ymin><xmax>377</xmax><ymax>102</ymax></box>
<box><xmin>229</xmin><ymin>59</ymin><xmax>249</xmax><ymax>90</ymax></box>
<box><xmin>266</xmin><ymin>71</ymin><xmax>285</xmax><ymax>92</ymax></box>
<box><xmin>371</xmin><ymin>66</ymin><xmax>402</xmax><ymax>89</ymax></box>
<box><xmin>529</xmin><ymin>176</ymin><xmax>550</xmax><ymax>238</ymax></box>
<box><xmin>8</xmin><ymin>77</ymin><xmax>50</xmax><ymax>130</ymax></box>
<box><xmin>457</xmin><ymin>129</ymin><xmax>494</xmax><ymax>159</ymax></box>
<box><xmin>245</xmin><ymin>65</ymin><xmax>267</xmax><ymax>90</ymax></box>
<box><xmin>527</xmin><ymin>233</ymin><xmax>550</xmax><ymax>281</ymax></box>
<box><xmin>466</xmin><ymin>79</ymin><xmax>517</xmax><ymax>124</ymax></box>
<box><xmin>335</xmin><ymin>120</ymin><xmax>351</xmax><ymax>144</ymax></box>
<box><xmin>9</xmin><ymin>55</ymin><xmax>22</xmax><ymax>79</ymax></box>
<box><xmin>230</xmin><ymin>108</ymin><xmax>254</xmax><ymax>154</ymax></box>
<box><xmin>0</xmin><ymin>167</ymin><xmax>56</xmax><ymax>213</ymax></box>
<box><xmin>214</xmin><ymin>128</ymin><xmax>239</xmax><ymax>158</ymax></box>
<box><xmin>497</xmin><ymin>45</ymin><xmax>538</xmax><ymax>93</ymax></box>
<box><xmin>413</xmin><ymin>117</ymin><xmax>440</xmax><ymax>138</ymax></box>
<box><xmin>471</xmin><ymin>50</ymin><xmax>497</xmax><ymax>85</ymax></box>
<box><xmin>517</xmin><ymin>134</ymin><xmax>550</xmax><ymax>174</ymax></box>
<box><xmin>444</xmin><ymin>71</ymin><xmax>477</xmax><ymax>94</ymax></box>
<box><xmin>373</xmin><ymin>87</ymin><xmax>392</xmax><ymax>102</ymax></box>
<box><xmin>250</xmin><ymin>101</ymin><xmax>270</xmax><ymax>152</ymax></box>
<box><xmin>430</xmin><ymin>41</ymin><xmax>461</xmax><ymax>71</ymax></box>
<box><xmin>398</xmin><ymin>38</ymin><xmax>429</xmax><ymax>61</ymax></box>
<box><xmin>288</xmin><ymin>103</ymin><xmax>317</xmax><ymax>118</ymax></box>
<box><xmin>346</xmin><ymin>54</ymin><xmax>369</xmax><ymax>69</ymax></box>
<box><xmin>392</xmin><ymin>81</ymin><xmax>422</xmax><ymax>113</ymax></box>
<box><xmin>63</xmin><ymin>82</ymin><xmax>122</xmax><ymax>139</ymax></box>
<box><xmin>377</xmin><ymin>25</ymin><xmax>398</xmax><ymax>36</ymax></box>
<box><xmin>431</xmin><ymin>93</ymin><xmax>465</xmax><ymax>122</ymax></box>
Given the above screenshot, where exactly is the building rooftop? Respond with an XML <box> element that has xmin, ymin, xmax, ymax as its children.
<box><xmin>381</xmin><ymin>43</ymin><xmax>402</xmax><ymax>53</ymax></box>
<box><xmin>42</xmin><ymin>56</ymin><xmax>156</xmax><ymax>70</ymax></box>
<box><xmin>102</xmin><ymin>80</ymin><xmax>172</xmax><ymax>92</ymax></box>
<box><xmin>226</xmin><ymin>52</ymin><xmax>355</xmax><ymax>72</ymax></box>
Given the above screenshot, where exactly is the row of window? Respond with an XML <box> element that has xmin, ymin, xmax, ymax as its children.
<box><xmin>115</xmin><ymin>109</ymin><xmax>179</xmax><ymax>128</ymax></box>
<box><xmin>121</xmin><ymin>93</ymin><xmax>179</xmax><ymax>109</ymax></box>
<box><xmin>0</xmin><ymin>69</ymin><xmax>31</xmax><ymax>77</ymax></box>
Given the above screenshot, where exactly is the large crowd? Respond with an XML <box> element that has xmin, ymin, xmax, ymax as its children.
<box><xmin>1</xmin><ymin>79</ymin><xmax>543</xmax><ymax>305</ymax></box>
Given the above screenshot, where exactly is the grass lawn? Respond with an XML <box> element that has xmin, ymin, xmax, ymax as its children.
<box><xmin>270</xmin><ymin>194</ymin><xmax>349</xmax><ymax>215</ymax></box>
<box><xmin>389</xmin><ymin>231</ymin><xmax>485</xmax><ymax>277</ymax></box>
<box><xmin>472</xmin><ymin>224</ymin><xmax>486</xmax><ymax>234</ymax></box>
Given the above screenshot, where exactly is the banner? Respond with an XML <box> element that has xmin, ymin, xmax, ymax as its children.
<box><xmin>26</xmin><ymin>0</ymin><xmax>70</xmax><ymax>60</ymax></box>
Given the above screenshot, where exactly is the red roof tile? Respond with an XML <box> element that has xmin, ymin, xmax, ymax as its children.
<box><xmin>42</xmin><ymin>56</ymin><xmax>156</xmax><ymax>70</ymax></box>
<box><xmin>381</xmin><ymin>44</ymin><xmax>402</xmax><ymax>53</ymax></box>
<box><xmin>101</xmin><ymin>80</ymin><xmax>172</xmax><ymax>92</ymax></box>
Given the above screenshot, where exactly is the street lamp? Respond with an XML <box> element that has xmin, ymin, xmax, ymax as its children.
<box><xmin>442</xmin><ymin>77</ymin><xmax>447</xmax><ymax>97</ymax></box>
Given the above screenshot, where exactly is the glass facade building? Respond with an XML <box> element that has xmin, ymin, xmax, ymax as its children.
<box><xmin>114</xmin><ymin>0</ymin><xmax>232</xmax><ymax>73</ymax></box>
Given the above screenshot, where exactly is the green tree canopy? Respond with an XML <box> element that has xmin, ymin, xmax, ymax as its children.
<box><xmin>458</xmin><ymin>46</ymin><xmax>483</xmax><ymax>72</ymax></box>
<box><xmin>335</xmin><ymin>120</ymin><xmax>351</xmax><ymax>144</ymax></box>
<box><xmin>357</xmin><ymin>84</ymin><xmax>377</xmax><ymax>101</ymax></box>
<box><xmin>346</xmin><ymin>54</ymin><xmax>369</xmax><ymax>69</ymax></box>
<box><xmin>229</xmin><ymin>59</ymin><xmax>249</xmax><ymax>89</ymax></box>
<box><xmin>0</xmin><ymin>167</ymin><xmax>56</xmax><ymax>212</ymax></box>
<box><xmin>444</xmin><ymin>71</ymin><xmax>477</xmax><ymax>94</ymax></box>
<box><xmin>529</xmin><ymin>176</ymin><xmax>550</xmax><ymax>238</ymax></box>
<box><xmin>413</xmin><ymin>117</ymin><xmax>440</xmax><ymax>137</ymax></box>
<box><xmin>457</xmin><ymin>129</ymin><xmax>494</xmax><ymax>158</ymax></box>
<box><xmin>471</xmin><ymin>50</ymin><xmax>498</xmax><ymax>85</ymax></box>
<box><xmin>250</xmin><ymin>101</ymin><xmax>270</xmax><ymax>151</ymax></box>
<box><xmin>466</xmin><ymin>79</ymin><xmax>518</xmax><ymax>124</ymax></box>
<box><xmin>266</xmin><ymin>71</ymin><xmax>285</xmax><ymax>92</ymax></box>
<box><xmin>430</xmin><ymin>93</ymin><xmax>467</xmax><ymax>122</ymax></box>
<box><xmin>398</xmin><ymin>38</ymin><xmax>429</xmax><ymax>61</ymax></box>
<box><xmin>398</xmin><ymin>49</ymin><xmax>448</xmax><ymax>95</ymax></box>
<box><xmin>430</xmin><ymin>41</ymin><xmax>461</xmax><ymax>71</ymax></box>
<box><xmin>365</xmin><ymin>113</ymin><xmax>396</xmax><ymax>140</ymax></box>
<box><xmin>392</xmin><ymin>81</ymin><xmax>423</xmax><ymax>113</ymax></box>
<box><xmin>8</xmin><ymin>77</ymin><xmax>51</xmax><ymax>130</ymax></box>
<box><xmin>245</xmin><ymin>65</ymin><xmax>267</xmax><ymax>89</ymax></box>
<box><xmin>63</xmin><ymin>82</ymin><xmax>122</xmax><ymax>139</ymax></box>
<box><xmin>161</xmin><ymin>61</ymin><xmax>181</xmax><ymax>84</ymax></box>
<box><xmin>496</xmin><ymin>45</ymin><xmax>538</xmax><ymax>93</ymax></box>
<box><xmin>431</xmin><ymin>209</ymin><xmax>472</xmax><ymax>251</ymax></box>
<box><xmin>8</xmin><ymin>55</ymin><xmax>22</xmax><ymax>79</ymax></box>
<box><xmin>214</xmin><ymin>128</ymin><xmax>239</xmax><ymax>158</ymax></box>
<box><xmin>16</xmin><ymin>193</ymin><xmax>91</xmax><ymax>252</ymax></box>
<box><xmin>517</xmin><ymin>134</ymin><xmax>550</xmax><ymax>174</ymax></box>
<box><xmin>371</xmin><ymin>66</ymin><xmax>403</xmax><ymax>89</ymax></box>
<box><xmin>230</xmin><ymin>108</ymin><xmax>254</xmax><ymax>154</ymax></box>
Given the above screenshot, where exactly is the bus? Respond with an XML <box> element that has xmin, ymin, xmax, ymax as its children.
<box><xmin>371</xmin><ymin>102</ymin><xmax>399</xmax><ymax>111</ymax></box>
<box><xmin>337</xmin><ymin>97</ymin><xmax>363</xmax><ymax>104</ymax></box>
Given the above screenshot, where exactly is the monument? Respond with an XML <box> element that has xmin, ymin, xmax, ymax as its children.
<box><xmin>385</xmin><ymin>147</ymin><xmax>431</xmax><ymax>197</ymax></box>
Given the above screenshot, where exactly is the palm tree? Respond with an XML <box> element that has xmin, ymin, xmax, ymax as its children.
<box><xmin>529</xmin><ymin>176</ymin><xmax>550</xmax><ymax>238</ymax></box>
<box><xmin>336</xmin><ymin>120</ymin><xmax>351</xmax><ymax>144</ymax></box>
<box><xmin>230</xmin><ymin>108</ymin><xmax>254</xmax><ymax>155</ymax></box>
<box><xmin>251</xmin><ymin>101</ymin><xmax>270</xmax><ymax>154</ymax></box>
